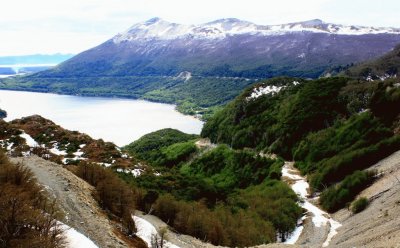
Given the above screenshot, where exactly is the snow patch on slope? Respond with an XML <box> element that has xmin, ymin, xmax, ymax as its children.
<box><xmin>19</xmin><ymin>132</ymin><xmax>38</xmax><ymax>147</ymax></box>
<box><xmin>281</xmin><ymin>163</ymin><xmax>341</xmax><ymax>246</ymax></box>
<box><xmin>247</xmin><ymin>85</ymin><xmax>283</xmax><ymax>100</ymax></box>
<box><xmin>133</xmin><ymin>216</ymin><xmax>180</xmax><ymax>248</ymax></box>
<box><xmin>61</xmin><ymin>224</ymin><xmax>98</xmax><ymax>248</ymax></box>
<box><xmin>247</xmin><ymin>81</ymin><xmax>299</xmax><ymax>100</ymax></box>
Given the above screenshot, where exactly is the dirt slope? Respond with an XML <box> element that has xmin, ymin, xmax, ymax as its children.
<box><xmin>329</xmin><ymin>150</ymin><xmax>400</xmax><ymax>248</ymax></box>
<box><xmin>10</xmin><ymin>156</ymin><xmax>130</xmax><ymax>248</ymax></box>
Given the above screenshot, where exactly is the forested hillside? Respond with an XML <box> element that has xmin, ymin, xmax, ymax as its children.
<box><xmin>201</xmin><ymin>76</ymin><xmax>400</xmax><ymax>212</ymax></box>
<box><xmin>123</xmin><ymin>129</ymin><xmax>302</xmax><ymax>246</ymax></box>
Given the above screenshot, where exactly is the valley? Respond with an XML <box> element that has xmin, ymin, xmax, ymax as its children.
<box><xmin>1</xmin><ymin>111</ymin><xmax>399</xmax><ymax>248</ymax></box>
<box><xmin>1</xmin><ymin>64</ymin><xmax>400</xmax><ymax>248</ymax></box>
<box><xmin>1</xmin><ymin>10</ymin><xmax>400</xmax><ymax>248</ymax></box>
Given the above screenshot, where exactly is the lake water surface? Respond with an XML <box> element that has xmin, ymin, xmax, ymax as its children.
<box><xmin>0</xmin><ymin>90</ymin><xmax>203</xmax><ymax>146</ymax></box>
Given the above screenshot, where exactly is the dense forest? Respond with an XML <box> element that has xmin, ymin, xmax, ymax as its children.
<box><xmin>123</xmin><ymin>129</ymin><xmax>302</xmax><ymax>246</ymax></box>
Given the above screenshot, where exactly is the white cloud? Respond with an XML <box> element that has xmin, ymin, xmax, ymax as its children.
<box><xmin>0</xmin><ymin>0</ymin><xmax>399</xmax><ymax>55</ymax></box>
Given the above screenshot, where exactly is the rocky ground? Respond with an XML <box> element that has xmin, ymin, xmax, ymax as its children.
<box><xmin>10</xmin><ymin>156</ymin><xmax>133</xmax><ymax>248</ymax></box>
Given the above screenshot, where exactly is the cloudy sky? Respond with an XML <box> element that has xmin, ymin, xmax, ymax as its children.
<box><xmin>1</xmin><ymin>0</ymin><xmax>399</xmax><ymax>56</ymax></box>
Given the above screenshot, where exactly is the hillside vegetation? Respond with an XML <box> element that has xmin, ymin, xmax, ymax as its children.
<box><xmin>124</xmin><ymin>128</ymin><xmax>198</xmax><ymax>165</ymax></box>
<box><xmin>0</xmin><ymin>151</ymin><xmax>65</xmax><ymax>248</ymax></box>
<box><xmin>123</xmin><ymin>129</ymin><xmax>302</xmax><ymax>246</ymax></box>
<box><xmin>201</xmin><ymin>76</ymin><xmax>400</xmax><ymax>212</ymax></box>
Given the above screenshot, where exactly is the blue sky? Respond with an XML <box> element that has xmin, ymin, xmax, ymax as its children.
<box><xmin>1</xmin><ymin>0</ymin><xmax>399</xmax><ymax>56</ymax></box>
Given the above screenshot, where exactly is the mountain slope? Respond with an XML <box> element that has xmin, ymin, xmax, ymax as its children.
<box><xmin>343</xmin><ymin>44</ymin><xmax>400</xmax><ymax>79</ymax></box>
<box><xmin>2</xmin><ymin>18</ymin><xmax>400</xmax><ymax>118</ymax></box>
<box><xmin>201</xmin><ymin>76</ymin><xmax>400</xmax><ymax>210</ymax></box>
<box><xmin>28</xmin><ymin>18</ymin><xmax>400</xmax><ymax>79</ymax></box>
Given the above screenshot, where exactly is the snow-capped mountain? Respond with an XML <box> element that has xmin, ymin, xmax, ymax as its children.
<box><xmin>29</xmin><ymin>17</ymin><xmax>400</xmax><ymax>80</ymax></box>
<box><xmin>7</xmin><ymin>17</ymin><xmax>400</xmax><ymax>116</ymax></box>
<box><xmin>113</xmin><ymin>17</ymin><xmax>400</xmax><ymax>43</ymax></box>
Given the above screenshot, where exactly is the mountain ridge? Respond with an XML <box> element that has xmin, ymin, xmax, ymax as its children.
<box><xmin>113</xmin><ymin>17</ymin><xmax>400</xmax><ymax>42</ymax></box>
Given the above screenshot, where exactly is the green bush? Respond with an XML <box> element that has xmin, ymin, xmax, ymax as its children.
<box><xmin>151</xmin><ymin>180</ymin><xmax>301</xmax><ymax>247</ymax></box>
<box><xmin>123</xmin><ymin>128</ymin><xmax>198</xmax><ymax>164</ymax></box>
<box><xmin>184</xmin><ymin>145</ymin><xmax>284</xmax><ymax>199</ymax></box>
<box><xmin>293</xmin><ymin>112</ymin><xmax>392</xmax><ymax>175</ymax></box>
<box><xmin>351</xmin><ymin>197</ymin><xmax>369</xmax><ymax>213</ymax></box>
<box><xmin>320</xmin><ymin>170</ymin><xmax>375</xmax><ymax>212</ymax></box>
<box><xmin>310</xmin><ymin>135</ymin><xmax>400</xmax><ymax>190</ymax></box>
<box><xmin>156</xmin><ymin>141</ymin><xmax>197</xmax><ymax>167</ymax></box>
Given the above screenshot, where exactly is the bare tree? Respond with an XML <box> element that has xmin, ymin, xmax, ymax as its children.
<box><xmin>151</xmin><ymin>228</ymin><xmax>167</xmax><ymax>248</ymax></box>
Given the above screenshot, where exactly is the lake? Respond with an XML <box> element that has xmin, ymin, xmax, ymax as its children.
<box><xmin>0</xmin><ymin>90</ymin><xmax>203</xmax><ymax>146</ymax></box>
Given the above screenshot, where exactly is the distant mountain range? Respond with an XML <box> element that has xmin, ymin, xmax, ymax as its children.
<box><xmin>1</xmin><ymin>18</ymin><xmax>400</xmax><ymax>117</ymax></box>
<box><xmin>0</xmin><ymin>54</ymin><xmax>74</xmax><ymax>75</ymax></box>
<box><xmin>0</xmin><ymin>54</ymin><xmax>74</xmax><ymax>66</ymax></box>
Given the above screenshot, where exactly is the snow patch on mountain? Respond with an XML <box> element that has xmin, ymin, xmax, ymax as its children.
<box><xmin>175</xmin><ymin>71</ymin><xmax>192</xmax><ymax>81</ymax></box>
<box><xmin>133</xmin><ymin>216</ymin><xmax>180</xmax><ymax>248</ymax></box>
<box><xmin>247</xmin><ymin>85</ymin><xmax>284</xmax><ymax>100</ymax></box>
<box><xmin>62</xmin><ymin>223</ymin><xmax>99</xmax><ymax>248</ymax></box>
<box><xmin>113</xmin><ymin>18</ymin><xmax>400</xmax><ymax>43</ymax></box>
<box><xmin>247</xmin><ymin>81</ymin><xmax>299</xmax><ymax>100</ymax></box>
<box><xmin>19</xmin><ymin>132</ymin><xmax>38</xmax><ymax>147</ymax></box>
<box><xmin>281</xmin><ymin>163</ymin><xmax>341</xmax><ymax>247</ymax></box>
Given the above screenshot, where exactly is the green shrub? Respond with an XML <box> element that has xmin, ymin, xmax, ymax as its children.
<box><xmin>320</xmin><ymin>170</ymin><xmax>375</xmax><ymax>212</ymax></box>
<box><xmin>156</xmin><ymin>141</ymin><xmax>197</xmax><ymax>167</ymax></box>
<box><xmin>310</xmin><ymin>135</ymin><xmax>400</xmax><ymax>190</ymax></box>
<box><xmin>351</xmin><ymin>197</ymin><xmax>369</xmax><ymax>213</ymax></box>
<box><xmin>293</xmin><ymin>112</ymin><xmax>392</xmax><ymax>175</ymax></box>
<box><xmin>202</xmin><ymin>77</ymin><xmax>348</xmax><ymax>158</ymax></box>
<box><xmin>184</xmin><ymin>145</ymin><xmax>283</xmax><ymax>199</ymax></box>
<box><xmin>123</xmin><ymin>128</ymin><xmax>198</xmax><ymax>164</ymax></box>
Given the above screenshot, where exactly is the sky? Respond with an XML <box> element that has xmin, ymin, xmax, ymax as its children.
<box><xmin>1</xmin><ymin>0</ymin><xmax>399</xmax><ymax>56</ymax></box>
